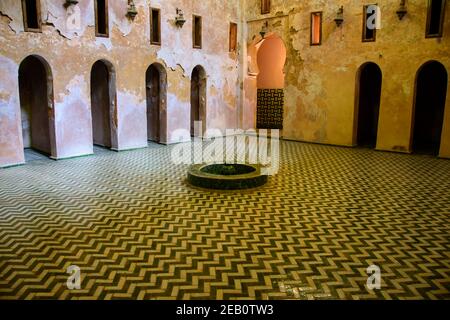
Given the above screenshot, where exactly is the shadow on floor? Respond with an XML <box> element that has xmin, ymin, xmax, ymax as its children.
<box><xmin>24</xmin><ymin>148</ymin><xmax>51</xmax><ymax>163</ymax></box>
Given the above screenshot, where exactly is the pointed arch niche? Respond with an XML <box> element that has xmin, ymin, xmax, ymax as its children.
<box><xmin>246</xmin><ymin>33</ymin><xmax>286</xmax><ymax>130</ymax></box>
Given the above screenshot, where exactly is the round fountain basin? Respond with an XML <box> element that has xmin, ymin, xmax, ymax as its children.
<box><xmin>187</xmin><ymin>164</ymin><xmax>268</xmax><ymax>190</ymax></box>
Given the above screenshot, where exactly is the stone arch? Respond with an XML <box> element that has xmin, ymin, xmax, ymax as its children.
<box><xmin>251</xmin><ymin>33</ymin><xmax>287</xmax><ymax>130</ymax></box>
<box><xmin>90</xmin><ymin>59</ymin><xmax>118</xmax><ymax>150</ymax></box>
<box><xmin>18</xmin><ymin>54</ymin><xmax>57</xmax><ymax>159</ymax></box>
<box><xmin>353</xmin><ymin>62</ymin><xmax>383</xmax><ymax>148</ymax></box>
<box><xmin>256</xmin><ymin>34</ymin><xmax>287</xmax><ymax>90</ymax></box>
<box><xmin>145</xmin><ymin>62</ymin><xmax>168</xmax><ymax>144</ymax></box>
<box><xmin>191</xmin><ymin>65</ymin><xmax>207</xmax><ymax>136</ymax></box>
<box><xmin>411</xmin><ymin>60</ymin><xmax>448</xmax><ymax>155</ymax></box>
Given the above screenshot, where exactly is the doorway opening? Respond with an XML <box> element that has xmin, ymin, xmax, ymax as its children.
<box><xmin>355</xmin><ymin>62</ymin><xmax>382</xmax><ymax>148</ymax></box>
<box><xmin>90</xmin><ymin>60</ymin><xmax>117</xmax><ymax>150</ymax></box>
<box><xmin>146</xmin><ymin>63</ymin><xmax>167</xmax><ymax>144</ymax></box>
<box><xmin>191</xmin><ymin>65</ymin><xmax>207</xmax><ymax>137</ymax></box>
<box><xmin>412</xmin><ymin>61</ymin><xmax>448</xmax><ymax>155</ymax></box>
<box><xmin>18</xmin><ymin>55</ymin><xmax>55</xmax><ymax>160</ymax></box>
<box><xmin>255</xmin><ymin>34</ymin><xmax>286</xmax><ymax>129</ymax></box>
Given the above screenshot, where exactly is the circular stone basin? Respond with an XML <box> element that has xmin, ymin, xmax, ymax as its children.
<box><xmin>187</xmin><ymin>164</ymin><xmax>268</xmax><ymax>190</ymax></box>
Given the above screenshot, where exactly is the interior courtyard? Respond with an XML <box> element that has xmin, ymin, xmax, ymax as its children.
<box><xmin>0</xmin><ymin>0</ymin><xmax>449</xmax><ymax>300</ymax></box>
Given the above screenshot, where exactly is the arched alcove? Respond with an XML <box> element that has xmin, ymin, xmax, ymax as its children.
<box><xmin>354</xmin><ymin>62</ymin><xmax>383</xmax><ymax>148</ymax></box>
<box><xmin>18</xmin><ymin>55</ymin><xmax>56</xmax><ymax>159</ymax></box>
<box><xmin>146</xmin><ymin>63</ymin><xmax>168</xmax><ymax>144</ymax></box>
<box><xmin>254</xmin><ymin>34</ymin><xmax>287</xmax><ymax>130</ymax></box>
<box><xmin>90</xmin><ymin>59</ymin><xmax>117</xmax><ymax>150</ymax></box>
<box><xmin>256</xmin><ymin>35</ymin><xmax>287</xmax><ymax>89</ymax></box>
<box><xmin>191</xmin><ymin>65</ymin><xmax>207</xmax><ymax>137</ymax></box>
<box><xmin>412</xmin><ymin>61</ymin><xmax>448</xmax><ymax>155</ymax></box>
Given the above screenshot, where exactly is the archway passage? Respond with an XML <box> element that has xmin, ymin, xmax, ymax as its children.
<box><xmin>256</xmin><ymin>34</ymin><xmax>286</xmax><ymax>130</ymax></box>
<box><xmin>146</xmin><ymin>64</ymin><xmax>167</xmax><ymax>143</ymax></box>
<box><xmin>256</xmin><ymin>35</ymin><xmax>286</xmax><ymax>89</ymax></box>
<box><xmin>412</xmin><ymin>61</ymin><xmax>448</xmax><ymax>155</ymax></box>
<box><xmin>91</xmin><ymin>60</ymin><xmax>114</xmax><ymax>149</ymax></box>
<box><xmin>18</xmin><ymin>55</ymin><xmax>54</xmax><ymax>157</ymax></box>
<box><xmin>356</xmin><ymin>63</ymin><xmax>382</xmax><ymax>148</ymax></box>
<box><xmin>191</xmin><ymin>66</ymin><xmax>206</xmax><ymax>137</ymax></box>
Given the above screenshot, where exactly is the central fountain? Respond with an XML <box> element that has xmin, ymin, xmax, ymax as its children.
<box><xmin>187</xmin><ymin>163</ymin><xmax>268</xmax><ymax>190</ymax></box>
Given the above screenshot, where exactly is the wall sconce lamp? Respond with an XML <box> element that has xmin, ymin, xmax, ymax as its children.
<box><xmin>126</xmin><ymin>0</ymin><xmax>138</xmax><ymax>20</ymax></box>
<box><xmin>334</xmin><ymin>6</ymin><xmax>344</xmax><ymax>27</ymax></box>
<box><xmin>64</xmin><ymin>0</ymin><xmax>78</xmax><ymax>8</ymax></box>
<box><xmin>396</xmin><ymin>0</ymin><xmax>408</xmax><ymax>20</ymax></box>
<box><xmin>260</xmin><ymin>21</ymin><xmax>268</xmax><ymax>39</ymax></box>
<box><xmin>175</xmin><ymin>8</ymin><xmax>186</xmax><ymax>28</ymax></box>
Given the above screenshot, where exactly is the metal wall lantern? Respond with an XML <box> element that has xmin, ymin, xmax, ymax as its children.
<box><xmin>64</xmin><ymin>0</ymin><xmax>78</xmax><ymax>8</ymax></box>
<box><xmin>175</xmin><ymin>8</ymin><xmax>186</xmax><ymax>28</ymax></box>
<box><xmin>396</xmin><ymin>0</ymin><xmax>408</xmax><ymax>20</ymax></box>
<box><xmin>334</xmin><ymin>6</ymin><xmax>344</xmax><ymax>27</ymax></box>
<box><xmin>127</xmin><ymin>0</ymin><xmax>138</xmax><ymax>20</ymax></box>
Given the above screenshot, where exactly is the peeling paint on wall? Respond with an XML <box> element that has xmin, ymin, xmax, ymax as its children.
<box><xmin>0</xmin><ymin>0</ymin><xmax>242</xmax><ymax>167</ymax></box>
<box><xmin>55</xmin><ymin>75</ymin><xmax>93</xmax><ymax>159</ymax></box>
<box><xmin>2</xmin><ymin>0</ymin><xmax>449</xmax><ymax>168</ymax></box>
<box><xmin>243</xmin><ymin>0</ymin><xmax>450</xmax><ymax>156</ymax></box>
<box><xmin>0</xmin><ymin>55</ymin><xmax>24</xmax><ymax>166</ymax></box>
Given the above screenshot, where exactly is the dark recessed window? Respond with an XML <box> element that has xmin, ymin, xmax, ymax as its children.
<box><xmin>426</xmin><ymin>0</ymin><xmax>446</xmax><ymax>38</ymax></box>
<box><xmin>310</xmin><ymin>12</ymin><xmax>322</xmax><ymax>46</ymax></box>
<box><xmin>22</xmin><ymin>0</ymin><xmax>41</xmax><ymax>32</ymax></box>
<box><xmin>363</xmin><ymin>4</ymin><xmax>377</xmax><ymax>42</ymax></box>
<box><xmin>229</xmin><ymin>22</ymin><xmax>238</xmax><ymax>52</ymax></box>
<box><xmin>95</xmin><ymin>0</ymin><xmax>109</xmax><ymax>37</ymax></box>
<box><xmin>193</xmin><ymin>15</ymin><xmax>202</xmax><ymax>49</ymax></box>
<box><xmin>150</xmin><ymin>8</ymin><xmax>161</xmax><ymax>45</ymax></box>
<box><xmin>261</xmin><ymin>0</ymin><xmax>271</xmax><ymax>15</ymax></box>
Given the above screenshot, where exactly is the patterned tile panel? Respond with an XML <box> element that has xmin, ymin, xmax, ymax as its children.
<box><xmin>257</xmin><ymin>89</ymin><xmax>284</xmax><ymax>130</ymax></box>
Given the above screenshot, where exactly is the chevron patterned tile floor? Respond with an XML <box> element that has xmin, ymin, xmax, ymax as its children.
<box><xmin>0</xmin><ymin>141</ymin><xmax>449</xmax><ymax>300</ymax></box>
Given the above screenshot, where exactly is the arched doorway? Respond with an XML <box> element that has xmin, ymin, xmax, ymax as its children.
<box><xmin>255</xmin><ymin>34</ymin><xmax>286</xmax><ymax>129</ymax></box>
<box><xmin>18</xmin><ymin>55</ymin><xmax>56</xmax><ymax>158</ymax></box>
<box><xmin>355</xmin><ymin>62</ymin><xmax>382</xmax><ymax>148</ymax></box>
<box><xmin>191</xmin><ymin>65</ymin><xmax>206</xmax><ymax>136</ymax></box>
<box><xmin>191</xmin><ymin>66</ymin><xmax>207</xmax><ymax>136</ymax></box>
<box><xmin>412</xmin><ymin>61</ymin><xmax>448</xmax><ymax>155</ymax></box>
<box><xmin>90</xmin><ymin>60</ymin><xmax>117</xmax><ymax>149</ymax></box>
<box><xmin>146</xmin><ymin>63</ymin><xmax>167</xmax><ymax>144</ymax></box>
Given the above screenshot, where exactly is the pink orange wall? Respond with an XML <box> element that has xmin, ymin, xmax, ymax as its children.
<box><xmin>256</xmin><ymin>36</ymin><xmax>286</xmax><ymax>89</ymax></box>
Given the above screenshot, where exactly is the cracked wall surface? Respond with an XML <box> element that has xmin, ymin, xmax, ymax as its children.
<box><xmin>0</xmin><ymin>0</ymin><xmax>242</xmax><ymax>166</ymax></box>
<box><xmin>1</xmin><ymin>0</ymin><xmax>450</xmax><ymax>167</ymax></box>
<box><xmin>244</xmin><ymin>0</ymin><xmax>450</xmax><ymax>157</ymax></box>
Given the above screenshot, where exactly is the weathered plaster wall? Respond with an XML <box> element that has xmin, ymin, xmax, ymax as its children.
<box><xmin>2</xmin><ymin>1</ymin><xmax>450</xmax><ymax>167</ymax></box>
<box><xmin>0</xmin><ymin>0</ymin><xmax>241</xmax><ymax>167</ymax></box>
<box><xmin>244</xmin><ymin>0</ymin><xmax>450</xmax><ymax>158</ymax></box>
<box><xmin>0</xmin><ymin>55</ymin><xmax>24</xmax><ymax>167</ymax></box>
